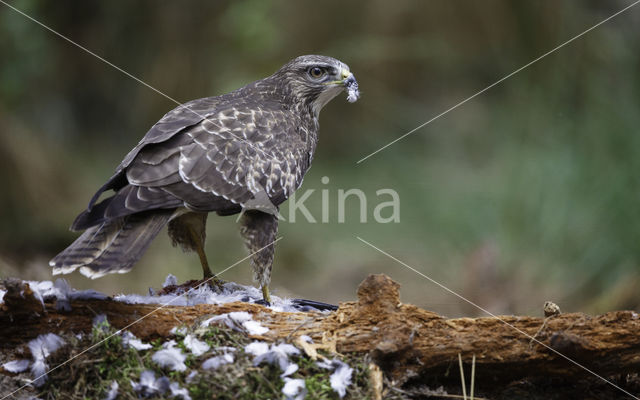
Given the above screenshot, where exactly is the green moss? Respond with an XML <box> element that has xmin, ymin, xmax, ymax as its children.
<box><xmin>26</xmin><ymin>320</ymin><xmax>374</xmax><ymax>400</ymax></box>
<box><xmin>293</xmin><ymin>352</ymin><xmax>374</xmax><ymax>399</ymax></box>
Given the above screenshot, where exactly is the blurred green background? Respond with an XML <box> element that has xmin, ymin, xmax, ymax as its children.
<box><xmin>1</xmin><ymin>0</ymin><xmax>638</xmax><ymax>317</ymax></box>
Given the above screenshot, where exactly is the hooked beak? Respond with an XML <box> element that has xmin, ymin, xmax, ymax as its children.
<box><xmin>323</xmin><ymin>67</ymin><xmax>360</xmax><ymax>102</ymax></box>
<box><xmin>326</xmin><ymin>68</ymin><xmax>354</xmax><ymax>85</ymax></box>
<box><xmin>343</xmin><ymin>72</ymin><xmax>357</xmax><ymax>87</ymax></box>
<box><xmin>324</xmin><ymin>68</ymin><xmax>356</xmax><ymax>85</ymax></box>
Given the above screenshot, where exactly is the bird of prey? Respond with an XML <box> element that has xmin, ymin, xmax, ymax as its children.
<box><xmin>49</xmin><ymin>55</ymin><xmax>359</xmax><ymax>303</ymax></box>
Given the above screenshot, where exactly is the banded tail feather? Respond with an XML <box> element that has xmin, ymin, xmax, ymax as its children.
<box><xmin>50</xmin><ymin>210</ymin><xmax>174</xmax><ymax>279</ymax></box>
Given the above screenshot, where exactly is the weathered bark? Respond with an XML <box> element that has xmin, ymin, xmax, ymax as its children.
<box><xmin>2</xmin><ymin>274</ymin><xmax>639</xmax><ymax>392</ymax></box>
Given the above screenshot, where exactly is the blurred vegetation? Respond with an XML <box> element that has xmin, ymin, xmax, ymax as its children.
<box><xmin>0</xmin><ymin>0</ymin><xmax>638</xmax><ymax>316</ymax></box>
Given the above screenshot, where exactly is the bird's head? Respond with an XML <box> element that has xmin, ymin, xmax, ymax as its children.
<box><xmin>272</xmin><ymin>55</ymin><xmax>360</xmax><ymax>116</ymax></box>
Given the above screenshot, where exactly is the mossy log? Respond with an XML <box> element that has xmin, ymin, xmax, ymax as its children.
<box><xmin>2</xmin><ymin>274</ymin><xmax>640</xmax><ymax>395</ymax></box>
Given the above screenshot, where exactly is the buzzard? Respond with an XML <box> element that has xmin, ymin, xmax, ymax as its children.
<box><xmin>50</xmin><ymin>55</ymin><xmax>359</xmax><ymax>303</ymax></box>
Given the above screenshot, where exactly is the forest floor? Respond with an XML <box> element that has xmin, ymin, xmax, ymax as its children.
<box><xmin>1</xmin><ymin>274</ymin><xmax>639</xmax><ymax>399</ymax></box>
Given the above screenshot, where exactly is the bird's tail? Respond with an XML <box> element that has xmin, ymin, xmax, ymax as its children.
<box><xmin>49</xmin><ymin>210</ymin><xmax>174</xmax><ymax>278</ymax></box>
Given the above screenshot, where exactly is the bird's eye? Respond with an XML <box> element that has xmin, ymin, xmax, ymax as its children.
<box><xmin>308</xmin><ymin>67</ymin><xmax>325</xmax><ymax>79</ymax></box>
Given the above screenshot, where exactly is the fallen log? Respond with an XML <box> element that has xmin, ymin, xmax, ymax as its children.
<box><xmin>1</xmin><ymin>274</ymin><xmax>639</xmax><ymax>395</ymax></box>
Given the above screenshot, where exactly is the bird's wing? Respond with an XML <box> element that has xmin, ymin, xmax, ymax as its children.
<box><xmin>118</xmin><ymin>96</ymin><xmax>224</xmax><ymax>173</ymax></box>
<box><xmin>127</xmin><ymin>104</ymin><xmax>311</xmax><ymax>211</ymax></box>
<box><xmin>75</xmin><ymin>101</ymin><xmax>312</xmax><ymax>230</ymax></box>
<box><xmin>86</xmin><ymin>96</ymin><xmax>223</xmax><ymax>210</ymax></box>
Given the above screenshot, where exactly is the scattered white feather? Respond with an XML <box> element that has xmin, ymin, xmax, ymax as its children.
<box><xmin>170</xmin><ymin>326</ymin><xmax>187</xmax><ymax>336</ymax></box>
<box><xmin>114</xmin><ymin>280</ymin><xmax>303</xmax><ymax>312</ymax></box>
<box><xmin>121</xmin><ymin>331</ymin><xmax>152</xmax><ymax>351</ymax></box>
<box><xmin>316</xmin><ymin>359</ymin><xmax>333</xmax><ymax>369</ymax></box>
<box><xmin>160</xmin><ymin>340</ymin><xmax>178</xmax><ymax>349</ymax></box>
<box><xmin>3</xmin><ymin>359</ymin><xmax>30</xmax><ymax>373</ymax></box>
<box><xmin>244</xmin><ymin>341</ymin><xmax>270</xmax><ymax>357</ymax></box>
<box><xmin>282</xmin><ymin>378</ymin><xmax>306</xmax><ymax>400</ymax></box>
<box><xmin>202</xmin><ymin>353</ymin><xmax>234</xmax><ymax>370</ymax></box>
<box><xmin>12</xmin><ymin>275</ymin><xmax>325</xmax><ymax>315</ymax></box>
<box><xmin>131</xmin><ymin>370</ymin><xmax>170</xmax><ymax>397</ymax></box>
<box><xmin>0</xmin><ymin>288</ymin><xmax>6</xmax><ymax>304</ymax></box>
<box><xmin>25</xmin><ymin>280</ymin><xmax>55</xmax><ymax>306</ymax></box>
<box><xmin>270</xmin><ymin>343</ymin><xmax>299</xmax><ymax>358</ymax></box>
<box><xmin>300</xmin><ymin>335</ymin><xmax>313</xmax><ymax>343</ymax></box>
<box><xmin>115</xmin><ymin>293</ymin><xmax>190</xmax><ymax>306</ymax></box>
<box><xmin>27</xmin><ymin>333</ymin><xmax>65</xmax><ymax>386</ymax></box>
<box><xmin>280</xmin><ymin>363</ymin><xmax>299</xmax><ymax>377</ymax></box>
<box><xmin>330</xmin><ymin>363</ymin><xmax>353</xmax><ymax>397</ymax></box>
<box><xmin>152</xmin><ymin>346</ymin><xmax>187</xmax><ymax>372</ymax></box>
<box><xmin>104</xmin><ymin>380</ymin><xmax>118</xmax><ymax>400</ymax></box>
<box><xmin>200</xmin><ymin>316</ymin><xmax>218</xmax><ymax>327</ymax></box>
<box><xmin>252</xmin><ymin>343</ymin><xmax>300</xmax><ymax>376</ymax></box>
<box><xmin>55</xmin><ymin>278</ymin><xmax>108</xmax><ymax>301</ymax></box>
<box><xmin>69</xmin><ymin>288</ymin><xmax>109</xmax><ymax>301</ymax></box>
<box><xmin>23</xmin><ymin>279</ymin><xmax>107</xmax><ymax>311</ymax></box>
<box><xmin>170</xmin><ymin>381</ymin><xmax>192</xmax><ymax>400</ymax></box>
<box><xmin>163</xmin><ymin>274</ymin><xmax>178</xmax><ymax>288</ymax></box>
<box><xmin>28</xmin><ymin>333</ymin><xmax>65</xmax><ymax>361</ymax></box>
<box><xmin>202</xmin><ymin>311</ymin><xmax>268</xmax><ymax>334</ymax></box>
<box><xmin>202</xmin><ymin>311</ymin><xmax>252</xmax><ymax>329</ymax></box>
<box><xmin>317</xmin><ymin>358</ymin><xmax>353</xmax><ymax>398</ymax></box>
<box><xmin>128</xmin><ymin>338</ymin><xmax>153</xmax><ymax>351</ymax></box>
<box><xmin>242</xmin><ymin>320</ymin><xmax>269</xmax><ymax>335</ymax></box>
<box><xmin>30</xmin><ymin>359</ymin><xmax>48</xmax><ymax>387</ymax></box>
<box><xmin>53</xmin><ymin>278</ymin><xmax>72</xmax><ymax>297</ymax></box>
<box><xmin>184</xmin><ymin>334</ymin><xmax>210</xmax><ymax>356</ymax></box>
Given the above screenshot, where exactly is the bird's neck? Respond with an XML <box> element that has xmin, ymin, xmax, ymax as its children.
<box><xmin>269</xmin><ymin>80</ymin><xmax>320</xmax><ymax>132</ymax></box>
<box><xmin>257</xmin><ymin>77</ymin><xmax>321</xmax><ymax>155</ymax></box>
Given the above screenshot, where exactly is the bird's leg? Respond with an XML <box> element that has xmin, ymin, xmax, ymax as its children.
<box><xmin>186</xmin><ymin>226</ymin><xmax>224</xmax><ymax>289</ymax></box>
<box><xmin>168</xmin><ymin>211</ymin><xmax>223</xmax><ymax>289</ymax></box>
<box><xmin>239</xmin><ymin>210</ymin><xmax>278</xmax><ymax>304</ymax></box>
<box><xmin>186</xmin><ymin>225</ymin><xmax>213</xmax><ymax>278</ymax></box>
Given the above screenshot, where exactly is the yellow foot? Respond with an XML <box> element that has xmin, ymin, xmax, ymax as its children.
<box><xmin>261</xmin><ymin>285</ymin><xmax>271</xmax><ymax>305</ymax></box>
